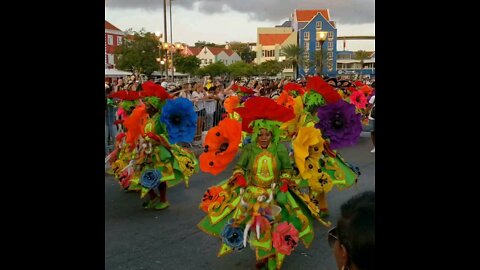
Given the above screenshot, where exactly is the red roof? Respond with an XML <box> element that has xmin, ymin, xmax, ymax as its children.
<box><xmin>295</xmin><ymin>9</ymin><xmax>330</xmax><ymax>22</ymax></box>
<box><xmin>259</xmin><ymin>34</ymin><xmax>291</xmax><ymax>46</ymax></box>
<box><xmin>207</xmin><ymin>47</ymin><xmax>226</xmax><ymax>56</ymax></box>
<box><xmin>105</xmin><ymin>20</ymin><xmax>122</xmax><ymax>31</ymax></box>
<box><xmin>187</xmin><ymin>47</ymin><xmax>202</xmax><ymax>56</ymax></box>
<box><xmin>329</xmin><ymin>21</ymin><xmax>336</xmax><ymax>27</ymax></box>
<box><xmin>224</xmin><ymin>49</ymin><xmax>235</xmax><ymax>56</ymax></box>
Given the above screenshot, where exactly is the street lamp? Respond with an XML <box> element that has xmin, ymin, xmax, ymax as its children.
<box><xmin>155</xmin><ymin>32</ymin><xmax>164</xmax><ymax>79</ymax></box>
<box><xmin>316</xmin><ymin>31</ymin><xmax>328</xmax><ymax>77</ymax></box>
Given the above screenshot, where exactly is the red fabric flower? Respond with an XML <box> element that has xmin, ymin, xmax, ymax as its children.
<box><xmin>232</xmin><ymin>85</ymin><xmax>255</xmax><ymax>94</ymax></box>
<box><xmin>305</xmin><ymin>76</ymin><xmax>341</xmax><ymax>104</ymax></box>
<box><xmin>349</xmin><ymin>90</ymin><xmax>368</xmax><ymax>109</ymax></box>
<box><xmin>354</xmin><ymin>81</ymin><xmax>364</xmax><ymax>87</ymax></box>
<box><xmin>234</xmin><ymin>97</ymin><xmax>295</xmax><ymax>133</ymax></box>
<box><xmin>272</xmin><ymin>222</ymin><xmax>299</xmax><ymax>255</ymax></box>
<box><xmin>199</xmin><ymin>118</ymin><xmax>242</xmax><ymax>175</ymax></box>
<box><xmin>109</xmin><ymin>90</ymin><xmax>140</xmax><ymax>101</ymax></box>
<box><xmin>359</xmin><ymin>85</ymin><xmax>373</xmax><ymax>96</ymax></box>
<box><xmin>140</xmin><ymin>81</ymin><xmax>172</xmax><ymax>100</ymax></box>
<box><xmin>283</xmin><ymin>82</ymin><xmax>305</xmax><ymax>95</ymax></box>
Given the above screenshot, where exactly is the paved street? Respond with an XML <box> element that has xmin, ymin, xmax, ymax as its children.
<box><xmin>105</xmin><ymin>133</ymin><xmax>374</xmax><ymax>270</ymax></box>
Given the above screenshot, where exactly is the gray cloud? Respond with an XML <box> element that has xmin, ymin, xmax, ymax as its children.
<box><xmin>107</xmin><ymin>0</ymin><xmax>374</xmax><ymax>24</ymax></box>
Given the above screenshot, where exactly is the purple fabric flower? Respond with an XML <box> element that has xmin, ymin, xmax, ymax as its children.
<box><xmin>315</xmin><ymin>100</ymin><xmax>362</xmax><ymax>149</ymax></box>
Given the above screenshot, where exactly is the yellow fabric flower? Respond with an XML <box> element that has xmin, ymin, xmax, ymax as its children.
<box><xmin>293</xmin><ymin>126</ymin><xmax>324</xmax><ymax>179</ymax></box>
<box><xmin>280</xmin><ymin>96</ymin><xmax>306</xmax><ymax>137</ymax></box>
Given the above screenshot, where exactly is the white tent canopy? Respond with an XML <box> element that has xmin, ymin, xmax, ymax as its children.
<box><xmin>105</xmin><ymin>68</ymin><xmax>132</xmax><ymax>77</ymax></box>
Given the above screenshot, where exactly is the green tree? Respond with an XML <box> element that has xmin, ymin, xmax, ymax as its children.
<box><xmin>355</xmin><ymin>50</ymin><xmax>371</xmax><ymax>78</ymax></box>
<box><xmin>280</xmin><ymin>44</ymin><xmax>304</xmax><ymax>79</ymax></box>
<box><xmin>197</xmin><ymin>61</ymin><xmax>229</xmax><ymax>77</ymax></box>
<box><xmin>228</xmin><ymin>42</ymin><xmax>256</xmax><ymax>63</ymax></box>
<box><xmin>313</xmin><ymin>50</ymin><xmax>328</xmax><ymax>77</ymax></box>
<box><xmin>115</xmin><ymin>29</ymin><xmax>161</xmax><ymax>76</ymax></box>
<box><xmin>227</xmin><ymin>61</ymin><xmax>255</xmax><ymax>78</ymax></box>
<box><xmin>257</xmin><ymin>60</ymin><xmax>283</xmax><ymax>76</ymax></box>
<box><xmin>194</xmin><ymin>40</ymin><xmax>217</xmax><ymax>47</ymax></box>
<box><xmin>173</xmin><ymin>54</ymin><xmax>201</xmax><ymax>76</ymax></box>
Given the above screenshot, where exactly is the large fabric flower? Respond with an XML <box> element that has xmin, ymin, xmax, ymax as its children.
<box><xmin>276</xmin><ymin>91</ymin><xmax>296</xmax><ymax>110</ymax></box>
<box><xmin>349</xmin><ymin>90</ymin><xmax>368</xmax><ymax>109</ymax></box>
<box><xmin>280</xmin><ymin>96</ymin><xmax>306</xmax><ymax>137</ymax></box>
<box><xmin>234</xmin><ymin>97</ymin><xmax>295</xmax><ymax>133</ymax></box>
<box><xmin>200</xmin><ymin>118</ymin><xmax>242</xmax><ymax>175</ymax></box>
<box><xmin>232</xmin><ymin>85</ymin><xmax>255</xmax><ymax>95</ymax></box>
<box><xmin>272</xmin><ymin>222</ymin><xmax>299</xmax><ymax>255</ymax></box>
<box><xmin>200</xmin><ymin>186</ymin><xmax>226</xmax><ymax>213</ymax></box>
<box><xmin>123</xmin><ymin>103</ymin><xmax>148</xmax><ymax>149</ymax></box>
<box><xmin>315</xmin><ymin>100</ymin><xmax>362</xmax><ymax>149</ymax></box>
<box><xmin>221</xmin><ymin>220</ymin><xmax>245</xmax><ymax>250</ymax></box>
<box><xmin>359</xmin><ymin>85</ymin><xmax>373</xmax><ymax>96</ymax></box>
<box><xmin>160</xmin><ymin>97</ymin><xmax>197</xmax><ymax>144</ymax></box>
<box><xmin>140</xmin><ymin>81</ymin><xmax>172</xmax><ymax>100</ymax></box>
<box><xmin>283</xmin><ymin>82</ymin><xmax>305</xmax><ymax>95</ymax></box>
<box><xmin>293</xmin><ymin>126</ymin><xmax>325</xmax><ymax>180</ymax></box>
<box><xmin>223</xmin><ymin>96</ymin><xmax>240</xmax><ymax>113</ymax></box>
<box><xmin>140</xmin><ymin>169</ymin><xmax>161</xmax><ymax>189</ymax></box>
<box><xmin>305</xmin><ymin>76</ymin><xmax>341</xmax><ymax>104</ymax></box>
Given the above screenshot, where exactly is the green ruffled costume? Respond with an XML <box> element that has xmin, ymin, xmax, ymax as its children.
<box><xmin>198</xmin><ymin>142</ymin><xmax>321</xmax><ymax>270</ymax></box>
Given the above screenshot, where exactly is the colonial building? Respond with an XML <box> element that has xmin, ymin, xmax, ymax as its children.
<box><xmin>105</xmin><ymin>20</ymin><xmax>125</xmax><ymax>68</ymax></box>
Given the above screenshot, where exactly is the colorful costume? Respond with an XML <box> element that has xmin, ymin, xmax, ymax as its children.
<box><xmin>198</xmin><ymin>76</ymin><xmax>362</xmax><ymax>269</ymax></box>
<box><xmin>106</xmin><ymin>82</ymin><xmax>199</xmax><ymax>209</ymax></box>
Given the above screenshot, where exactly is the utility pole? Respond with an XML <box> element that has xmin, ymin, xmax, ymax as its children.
<box><xmin>163</xmin><ymin>0</ymin><xmax>168</xmax><ymax>80</ymax></box>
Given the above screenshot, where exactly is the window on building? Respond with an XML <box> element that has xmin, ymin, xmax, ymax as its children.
<box><xmin>328</xmin><ymin>31</ymin><xmax>333</xmax><ymax>38</ymax></box>
<box><xmin>316</xmin><ymin>21</ymin><xmax>322</xmax><ymax>29</ymax></box>
<box><xmin>328</xmin><ymin>52</ymin><xmax>333</xmax><ymax>58</ymax></box>
<box><xmin>209</xmin><ymin>59</ymin><xmax>213</xmax><ymax>64</ymax></box>
<box><xmin>262</xmin><ymin>50</ymin><xmax>265</xmax><ymax>57</ymax></box>
<box><xmin>304</xmin><ymin>42</ymin><xmax>309</xmax><ymax>51</ymax></box>
<box><xmin>304</xmin><ymin>32</ymin><xmax>310</xmax><ymax>40</ymax></box>
<box><xmin>117</xmin><ymin>36</ymin><xmax>122</xmax><ymax>45</ymax></box>
<box><xmin>316</xmin><ymin>41</ymin><xmax>321</xmax><ymax>49</ymax></box>
<box><xmin>303</xmin><ymin>51</ymin><xmax>310</xmax><ymax>58</ymax></box>
<box><xmin>328</xmin><ymin>41</ymin><xmax>333</xmax><ymax>48</ymax></box>
<box><xmin>107</xmin><ymin>35</ymin><xmax>113</xmax><ymax>45</ymax></box>
<box><xmin>107</xmin><ymin>54</ymin><xmax>114</xmax><ymax>65</ymax></box>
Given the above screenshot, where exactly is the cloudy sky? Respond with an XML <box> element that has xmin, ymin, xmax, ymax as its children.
<box><xmin>105</xmin><ymin>0</ymin><xmax>375</xmax><ymax>51</ymax></box>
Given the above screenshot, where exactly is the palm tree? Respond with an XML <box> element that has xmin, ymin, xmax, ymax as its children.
<box><xmin>313</xmin><ymin>50</ymin><xmax>328</xmax><ymax>77</ymax></box>
<box><xmin>355</xmin><ymin>50</ymin><xmax>371</xmax><ymax>79</ymax></box>
<box><xmin>280</xmin><ymin>44</ymin><xmax>304</xmax><ymax>79</ymax></box>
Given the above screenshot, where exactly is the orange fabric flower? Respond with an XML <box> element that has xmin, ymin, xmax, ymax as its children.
<box><xmin>199</xmin><ymin>118</ymin><xmax>242</xmax><ymax>175</ymax></box>
<box><xmin>223</xmin><ymin>96</ymin><xmax>240</xmax><ymax>113</ymax></box>
<box><xmin>123</xmin><ymin>103</ymin><xmax>148</xmax><ymax>150</ymax></box>
<box><xmin>276</xmin><ymin>91</ymin><xmax>296</xmax><ymax>110</ymax></box>
<box><xmin>200</xmin><ymin>186</ymin><xmax>226</xmax><ymax>213</ymax></box>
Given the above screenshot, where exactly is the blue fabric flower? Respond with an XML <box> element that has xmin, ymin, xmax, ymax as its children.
<box><xmin>140</xmin><ymin>169</ymin><xmax>161</xmax><ymax>189</ymax></box>
<box><xmin>160</xmin><ymin>97</ymin><xmax>197</xmax><ymax>144</ymax></box>
<box><xmin>221</xmin><ymin>220</ymin><xmax>244</xmax><ymax>250</ymax></box>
